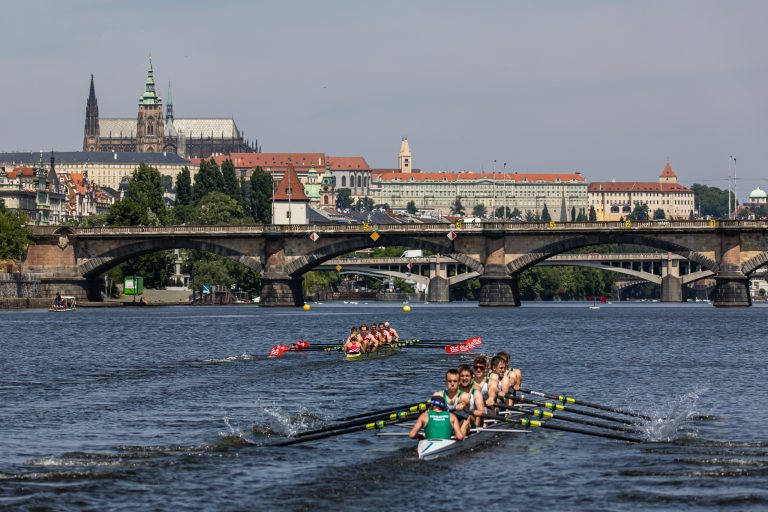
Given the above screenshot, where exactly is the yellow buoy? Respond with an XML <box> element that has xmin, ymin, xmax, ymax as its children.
<box><xmin>303</xmin><ymin>304</ymin><xmax>311</xmax><ymax>311</ymax></box>
<box><xmin>403</xmin><ymin>305</ymin><xmax>411</xmax><ymax>313</ymax></box>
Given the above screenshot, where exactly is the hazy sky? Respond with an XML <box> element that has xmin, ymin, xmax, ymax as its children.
<box><xmin>3</xmin><ymin>1</ymin><xmax>766</xmax><ymax>195</ymax></box>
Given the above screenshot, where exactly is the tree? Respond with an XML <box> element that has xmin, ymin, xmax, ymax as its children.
<box><xmin>450</xmin><ymin>197</ymin><xmax>465</xmax><ymax>216</ymax></box>
<box><xmin>107</xmin><ymin>163</ymin><xmax>167</xmax><ymax>226</ymax></box>
<box><xmin>406</xmin><ymin>200</ymin><xmax>418</xmax><ymax>215</ymax></box>
<box><xmin>249</xmin><ymin>166</ymin><xmax>273</xmax><ymax>223</ymax></box>
<box><xmin>576</xmin><ymin>208</ymin><xmax>586</xmax><ymax>222</ymax></box>
<box><xmin>121</xmin><ymin>251</ymin><xmax>175</xmax><ymax>289</ymax></box>
<box><xmin>336</xmin><ymin>188</ymin><xmax>353</xmax><ymax>209</ymax></box>
<box><xmin>0</xmin><ymin>209</ymin><xmax>31</xmax><ymax>259</ymax></box>
<box><xmin>629</xmin><ymin>202</ymin><xmax>649</xmax><ymax>221</ymax></box>
<box><xmin>0</xmin><ymin>198</ymin><xmax>5</xmax><ymax>211</ymax></box>
<box><xmin>472</xmin><ymin>203</ymin><xmax>487</xmax><ymax>217</ymax></box>
<box><xmin>192</xmin><ymin>159</ymin><xmax>225</xmax><ymax>203</ymax></box>
<box><xmin>540</xmin><ymin>204</ymin><xmax>551</xmax><ymax>222</ymax></box>
<box><xmin>161</xmin><ymin>174</ymin><xmax>173</xmax><ymax>193</ymax></box>
<box><xmin>355</xmin><ymin>196</ymin><xmax>375</xmax><ymax>211</ymax></box>
<box><xmin>570</xmin><ymin>206</ymin><xmax>577</xmax><ymax>222</ymax></box>
<box><xmin>509</xmin><ymin>207</ymin><xmax>522</xmax><ymax>220</ymax></box>
<box><xmin>690</xmin><ymin>184</ymin><xmax>733</xmax><ymax>219</ymax></box>
<box><xmin>588</xmin><ymin>205</ymin><xmax>597</xmax><ymax>222</ymax></box>
<box><xmin>239</xmin><ymin>176</ymin><xmax>252</xmax><ymax>218</ymax></box>
<box><xmin>653</xmin><ymin>208</ymin><xmax>666</xmax><ymax>220</ymax></box>
<box><xmin>175</xmin><ymin>167</ymin><xmax>192</xmax><ymax>206</ymax></box>
<box><xmin>524</xmin><ymin>210</ymin><xmax>538</xmax><ymax>222</ymax></box>
<box><xmin>194</xmin><ymin>192</ymin><xmax>246</xmax><ymax>225</ymax></box>
<box><xmin>221</xmin><ymin>159</ymin><xmax>240</xmax><ymax>200</ymax></box>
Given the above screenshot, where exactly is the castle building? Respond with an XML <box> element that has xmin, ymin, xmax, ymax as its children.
<box><xmin>83</xmin><ymin>59</ymin><xmax>257</xmax><ymax>159</ymax></box>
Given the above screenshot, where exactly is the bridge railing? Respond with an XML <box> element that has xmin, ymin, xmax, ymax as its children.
<box><xmin>34</xmin><ymin>219</ymin><xmax>768</xmax><ymax>237</ymax></box>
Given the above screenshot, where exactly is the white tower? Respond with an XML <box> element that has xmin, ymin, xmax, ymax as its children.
<box><xmin>399</xmin><ymin>136</ymin><xmax>412</xmax><ymax>174</ymax></box>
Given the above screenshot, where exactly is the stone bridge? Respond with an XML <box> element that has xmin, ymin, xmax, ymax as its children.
<box><xmin>22</xmin><ymin>220</ymin><xmax>768</xmax><ymax>307</ymax></box>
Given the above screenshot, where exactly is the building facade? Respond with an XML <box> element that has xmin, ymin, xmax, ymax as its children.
<box><xmin>83</xmin><ymin>60</ymin><xmax>257</xmax><ymax>159</ymax></box>
<box><xmin>368</xmin><ymin>171</ymin><xmax>589</xmax><ymax>219</ymax></box>
<box><xmin>0</xmin><ymin>154</ymin><xmax>65</xmax><ymax>225</ymax></box>
<box><xmin>0</xmin><ymin>152</ymin><xmax>191</xmax><ymax>191</ymax></box>
<box><xmin>588</xmin><ymin>163</ymin><xmax>695</xmax><ymax>221</ymax></box>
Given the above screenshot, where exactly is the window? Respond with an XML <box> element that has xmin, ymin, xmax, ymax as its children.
<box><xmin>357</xmin><ymin>175</ymin><xmax>362</xmax><ymax>188</ymax></box>
<box><xmin>341</xmin><ymin>176</ymin><xmax>346</xmax><ymax>187</ymax></box>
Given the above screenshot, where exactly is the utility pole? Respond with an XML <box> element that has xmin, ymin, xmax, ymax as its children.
<box><xmin>728</xmin><ymin>156</ymin><xmax>733</xmax><ymax>220</ymax></box>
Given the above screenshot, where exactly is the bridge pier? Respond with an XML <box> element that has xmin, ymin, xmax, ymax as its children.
<box><xmin>427</xmin><ymin>276</ymin><xmax>450</xmax><ymax>303</ymax></box>
<box><xmin>259</xmin><ymin>273</ymin><xmax>304</xmax><ymax>307</ymax></box>
<box><xmin>479</xmin><ymin>237</ymin><xmax>519</xmax><ymax>306</ymax></box>
<box><xmin>712</xmin><ymin>234</ymin><xmax>751</xmax><ymax>307</ymax></box>
<box><xmin>660</xmin><ymin>275</ymin><xmax>683</xmax><ymax>302</ymax></box>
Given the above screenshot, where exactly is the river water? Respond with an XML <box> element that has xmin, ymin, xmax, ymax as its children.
<box><xmin>1</xmin><ymin>302</ymin><xmax>767</xmax><ymax>511</ymax></box>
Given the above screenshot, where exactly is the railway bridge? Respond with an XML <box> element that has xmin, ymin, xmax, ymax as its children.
<box><xmin>22</xmin><ymin>220</ymin><xmax>768</xmax><ymax>307</ymax></box>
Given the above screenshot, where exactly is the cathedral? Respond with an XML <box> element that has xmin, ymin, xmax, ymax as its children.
<box><xmin>83</xmin><ymin>59</ymin><xmax>258</xmax><ymax>158</ymax></box>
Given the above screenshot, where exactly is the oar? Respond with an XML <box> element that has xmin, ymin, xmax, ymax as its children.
<box><xmin>510</xmin><ymin>394</ymin><xmax>637</xmax><ymax>426</ymax></box>
<box><xmin>482</xmin><ymin>413</ymin><xmax>642</xmax><ymax>443</ymax></box>
<box><xmin>269</xmin><ymin>408</ymin><xmax>423</xmax><ymax>447</ymax></box>
<box><xmin>295</xmin><ymin>404</ymin><xmax>427</xmax><ymax>438</ymax></box>
<box><xmin>522</xmin><ymin>388</ymin><xmax>651</xmax><ymax>421</ymax></box>
<box><xmin>331</xmin><ymin>400</ymin><xmax>429</xmax><ymax>423</ymax></box>
<box><xmin>493</xmin><ymin>402</ymin><xmax>641</xmax><ymax>434</ymax></box>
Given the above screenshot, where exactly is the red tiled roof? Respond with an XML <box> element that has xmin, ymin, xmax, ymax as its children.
<box><xmin>660</xmin><ymin>163</ymin><xmax>677</xmax><ymax>178</ymax></box>
<box><xmin>588</xmin><ymin>182</ymin><xmax>692</xmax><ymax>193</ymax></box>
<box><xmin>273</xmin><ymin>164</ymin><xmax>309</xmax><ymax>202</ymax></box>
<box><xmin>7</xmin><ymin>167</ymin><xmax>35</xmax><ymax>179</ymax></box>
<box><xmin>326</xmin><ymin>156</ymin><xmax>370</xmax><ymax>171</ymax></box>
<box><xmin>374</xmin><ymin>171</ymin><xmax>586</xmax><ymax>183</ymax></box>
<box><xmin>190</xmin><ymin>153</ymin><xmax>327</xmax><ymax>171</ymax></box>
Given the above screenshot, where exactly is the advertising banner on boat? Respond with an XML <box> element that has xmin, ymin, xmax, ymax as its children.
<box><xmin>124</xmin><ymin>277</ymin><xmax>144</xmax><ymax>295</ymax></box>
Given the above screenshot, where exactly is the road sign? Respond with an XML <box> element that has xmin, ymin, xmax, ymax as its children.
<box><xmin>202</xmin><ymin>284</ymin><xmax>210</xmax><ymax>294</ymax></box>
<box><xmin>335</xmin><ymin>264</ymin><xmax>342</xmax><ymax>272</ymax></box>
<box><xmin>447</xmin><ymin>231</ymin><xmax>457</xmax><ymax>241</ymax></box>
<box><xmin>708</xmin><ymin>219</ymin><xmax>717</xmax><ymax>227</ymax></box>
<box><xmin>455</xmin><ymin>220</ymin><xmax>462</xmax><ymax>229</ymax></box>
<box><xmin>407</xmin><ymin>263</ymin><xmax>413</xmax><ymax>271</ymax></box>
<box><xmin>309</xmin><ymin>232</ymin><xmax>320</xmax><ymax>242</ymax></box>
<box><xmin>363</xmin><ymin>222</ymin><xmax>370</xmax><ymax>231</ymax></box>
<box><xmin>370</xmin><ymin>231</ymin><xmax>380</xmax><ymax>242</ymax></box>
<box><xmin>625</xmin><ymin>220</ymin><xmax>632</xmax><ymax>228</ymax></box>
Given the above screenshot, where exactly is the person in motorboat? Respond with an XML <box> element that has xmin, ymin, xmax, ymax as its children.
<box><xmin>408</xmin><ymin>393</ymin><xmax>465</xmax><ymax>441</ymax></box>
<box><xmin>54</xmin><ymin>292</ymin><xmax>62</xmax><ymax>309</ymax></box>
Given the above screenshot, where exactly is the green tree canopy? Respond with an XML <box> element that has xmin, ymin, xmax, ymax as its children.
<box><xmin>193</xmin><ymin>159</ymin><xmax>225</xmax><ymax>203</ymax></box>
<box><xmin>355</xmin><ymin>196</ymin><xmax>375</xmax><ymax>211</ymax></box>
<box><xmin>690</xmin><ymin>183</ymin><xmax>733</xmax><ymax>219</ymax></box>
<box><xmin>570</xmin><ymin>206</ymin><xmax>577</xmax><ymax>222</ymax></box>
<box><xmin>175</xmin><ymin>166</ymin><xmax>192</xmax><ymax>206</ymax></box>
<box><xmin>0</xmin><ymin>210</ymin><xmax>31</xmax><ymax>259</ymax></box>
<box><xmin>249</xmin><ymin>166</ymin><xmax>273</xmax><ymax>223</ymax></box>
<box><xmin>589</xmin><ymin>205</ymin><xmax>597</xmax><ymax>222</ymax></box>
<box><xmin>450</xmin><ymin>197</ymin><xmax>465</xmax><ymax>216</ymax></box>
<box><xmin>107</xmin><ymin>163</ymin><xmax>167</xmax><ymax>226</ymax></box>
<box><xmin>336</xmin><ymin>188</ymin><xmax>353</xmax><ymax>209</ymax></box>
<box><xmin>194</xmin><ymin>192</ymin><xmax>246</xmax><ymax>225</ymax></box>
<box><xmin>653</xmin><ymin>208</ymin><xmax>666</xmax><ymax>220</ymax></box>
<box><xmin>472</xmin><ymin>203</ymin><xmax>487</xmax><ymax>217</ymax></box>
<box><xmin>221</xmin><ymin>159</ymin><xmax>240</xmax><ymax>200</ymax></box>
<box><xmin>629</xmin><ymin>202</ymin><xmax>649</xmax><ymax>221</ymax></box>
<box><xmin>406</xmin><ymin>201</ymin><xmax>418</xmax><ymax>215</ymax></box>
<box><xmin>540</xmin><ymin>204</ymin><xmax>551</xmax><ymax>222</ymax></box>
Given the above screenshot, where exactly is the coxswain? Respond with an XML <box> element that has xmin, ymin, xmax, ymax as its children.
<box><xmin>343</xmin><ymin>327</ymin><xmax>363</xmax><ymax>354</ymax></box>
<box><xmin>495</xmin><ymin>351</ymin><xmax>524</xmax><ymax>398</ymax></box>
<box><xmin>384</xmin><ymin>321</ymin><xmax>400</xmax><ymax>342</ymax></box>
<box><xmin>408</xmin><ymin>393</ymin><xmax>465</xmax><ymax>441</ymax></box>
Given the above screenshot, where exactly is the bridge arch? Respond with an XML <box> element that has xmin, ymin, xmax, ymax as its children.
<box><xmin>507</xmin><ymin>234</ymin><xmax>718</xmax><ymax>275</ymax></box>
<box><xmin>741</xmin><ymin>252</ymin><xmax>768</xmax><ymax>275</ymax></box>
<box><xmin>78</xmin><ymin>239</ymin><xmax>263</xmax><ymax>277</ymax></box>
<box><xmin>284</xmin><ymin>235</ymin><xmax>483</xmax><ymax>277</ymax></box>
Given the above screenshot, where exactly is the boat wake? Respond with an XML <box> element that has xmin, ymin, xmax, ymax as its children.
<box><xmin>204</xmin><ymin>353</ymin><xmax>258</xmax><ymax>364</ymax></box>
<box><xmin>218</xmin><ymin>403</ymin><xmax>322</xmax><ymax>446</ymax></box>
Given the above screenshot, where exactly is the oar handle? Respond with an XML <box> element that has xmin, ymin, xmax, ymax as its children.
<box><xmin>521</xmin><ymin>388</ymin><xmax>651</xmax><ymax>421</ymax></box>
<box><xmin>296</xmin><ymin>403</ymin><xmax>428</xmax><ymax>438</ymax></box>
<box><xmin>483</xmin><ymin>413</ymin><xmax>642</xmax><ymax>443</ymax></box>
<box><xmin>331</xmin><ymin>401</ymin><xmax>429</xmax><ymax>423</ymax></box>
<box><xmin>512</xmin><ymin>394</ymin><xmax>637</xmax><ymax>426</ymax></box>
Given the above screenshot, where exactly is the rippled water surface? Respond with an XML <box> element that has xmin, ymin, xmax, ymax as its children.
<box><xmin>1</xmin><ymin>303</ymin><xmax>767</xmax><ymax>511</ymax></box>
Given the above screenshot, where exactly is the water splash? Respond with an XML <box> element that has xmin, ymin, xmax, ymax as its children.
<box><xmin>638</xmin><ymin>387</ymin><xmax>707</xmax><ymax>442</ymax></box>
<box><xmin>204</xmin><ymin>353</ymin><xmax>256</xmax><ymax>364</ymax></box>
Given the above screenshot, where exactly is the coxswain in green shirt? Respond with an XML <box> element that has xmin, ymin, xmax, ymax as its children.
<box><xmin>408</xmin><ymin>393</ymin><xmax>465</xmax><ymax>441</ymax></box>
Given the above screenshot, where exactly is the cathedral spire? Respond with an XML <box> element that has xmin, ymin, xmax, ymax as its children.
<box><xmin>166</xmin><ymin>81</ymin><xmax>174</xmax><ymax>123</ymax></box>
<box><xmin>83</xmin><ymin>74</ymin><xmax>100</xmax><ymax>150</ymax></box>
<box><xmin>139</xmin><ymin>57</ymin><xmax>162</xmax><ymax>106</ymax></box>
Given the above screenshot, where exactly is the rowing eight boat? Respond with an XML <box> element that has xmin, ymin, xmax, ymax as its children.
<box><xmin>344</xmin><ymin>344</ymin><xmax>401</xmax><ymax>362</ymax></box>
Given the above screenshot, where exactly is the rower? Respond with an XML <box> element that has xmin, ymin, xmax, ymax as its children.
<box><xmin>408</xmin><ymin>393</ymin><xmax>465</xmax><ymax>441</ymax></box>
<box><xmin>384</xmin><ymin>321</ymin><xmax>400</xmax><ymax>342</ymax></box>
<box><xmin>486</xmin><ymin>354</ymin><xmax>510</xmax><ymax>407</ymax></box>
<box><xmin>343</xmin><ymin>327</ymin><xmax>363</xmax><ymax>354</ymax></box>
<box><xmin>368</xmin><ymin>323</ymin><xmax>382</xmax><ymax>351</ymax></box>
<box><xmin>441</xmin><ymin>369</ymin><xmax>470</xmax><ymax>412</ymax></box>
<box><xmin>359</xmin><ymin>324</ymin><xmax>373</xmax><ymax>352</ymax></box>
<box><xmin>495</xmin><ymin>351</ymin><xmax>524</xmax><ymax>398</ymax></box>
<box><xmin>378</xmin><ymin>323</ymin><xmax>392</xmax><ymax>345</ymax></box>
<box><xmin>468</xmin><ymin>356</ymin><xmax>489</xmax><ymax>423</ymax></box>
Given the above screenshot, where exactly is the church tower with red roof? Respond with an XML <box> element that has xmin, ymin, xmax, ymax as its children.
<box><xmin>272</xmin><ymin>163</ymin><xmax>309</xmax><ymax>225</ymax></box>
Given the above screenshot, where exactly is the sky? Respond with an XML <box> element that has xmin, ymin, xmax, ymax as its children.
<box><xmin>3</xmin><ymin>1</ymin><xmax>766</xmax><ymax>196</ymax></box>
